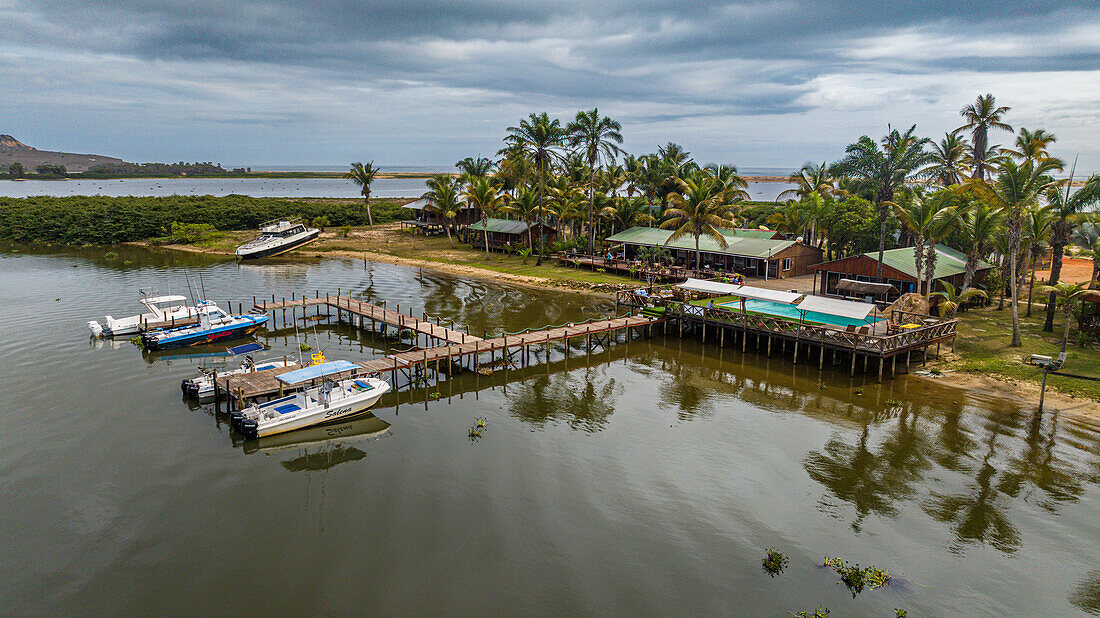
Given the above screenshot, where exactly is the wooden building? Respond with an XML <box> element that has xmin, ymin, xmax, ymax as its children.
<box><xmin>604</xmin><ymin>226</ymin><xmax>823</xmax><ymax>278</ymax></box>
<box><xmin>399</xmin><ymin>197</ymin><xmax>481</xmax><ymax>234</ymax></box>
<box><xmin>811</xmin><ymin>244</ymin><xmax>993</xmax><ymax>301</ymax></box>
<box><xmin>463</xmin><ymin>218</ymin><xmax>557</xmax><ymax>252</ymax></box>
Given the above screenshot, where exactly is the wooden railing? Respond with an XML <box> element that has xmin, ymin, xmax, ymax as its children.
<box><xmin>665</xmin><ymin>302</ymin><xmax>956</xmax><ymax>355</ymax></box>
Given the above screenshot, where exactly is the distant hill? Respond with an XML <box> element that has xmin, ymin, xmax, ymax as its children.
<box><xmin>0</xmin><ymin>134</ymin><xmax>125</xmax><ymax>173</ymax></box>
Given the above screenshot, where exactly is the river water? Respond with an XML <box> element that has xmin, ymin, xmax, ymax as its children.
<box><xmin>0</xmin><ymin>177</ymin><xmax>795</xmax><ymax>201</ymax></box>
<box><xmin>2</xmin><ymin>243</ymin><xmax>1100</xmax><ymax>615</ymax></box>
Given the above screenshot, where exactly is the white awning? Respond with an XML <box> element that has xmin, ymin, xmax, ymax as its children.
<box><xmin>796</xmin><ymin>295</ymin><xmax>877</xmax><ymax>320</ymax></box>
<box><xmin>677</xmin><ymin>278</ymin><xmax>804</xmax><ymax>304</ymax></box>
<box><xmin>143</xmin><ymin>295</ymin><xmax>187</xmax><ymax>304</ymax></box>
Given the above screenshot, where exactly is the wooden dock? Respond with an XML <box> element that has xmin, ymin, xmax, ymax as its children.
<box><xmin>218</xmin><ymin>295</ymin><xmax>662</xmax><ymax>405</ymax></box>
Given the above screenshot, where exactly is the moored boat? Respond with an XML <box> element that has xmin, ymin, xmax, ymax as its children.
<box><xmin>231</xmin><ymin>361</ymin><xmax>390</xmax><ymax>439</ymax></box>
<box><xmin>141</xmin><ymin>301</ymin><xmax>268</xmax><ymax>350</ymax></box>
<box><xmin>87</xmin><ymin>290</ymin><xmax>200</xmax><ymax>337</ymax></box>
<box><xmin>235</xmin><ymin>218</ymin><xmax>319</xmax><ymax>259</ymax></box>
<box><xmin>182</xmin><ymin>342</ymin><xmax>297</xmax><ymax>400</ymax></box>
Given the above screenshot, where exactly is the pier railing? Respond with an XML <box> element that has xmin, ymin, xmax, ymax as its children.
<box><xmin>665</xmin><ymin>302</ymin><xmax>956</xmax><ymax>357</ymax></box>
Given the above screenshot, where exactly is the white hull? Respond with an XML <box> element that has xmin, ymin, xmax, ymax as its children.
<box><xmin>183</xmin><ymin>358</ymin><xmax>296</xmax><ymax>400</ymax></box>
<box><xmin>88</xmin><ymin>293</ymin><xmax>199</xmax><ymax>337</ymax></box>
<box><xmin>234</xmin><ymin>377</ymin><xmax>390</xmax><ymax>439</ymax></box>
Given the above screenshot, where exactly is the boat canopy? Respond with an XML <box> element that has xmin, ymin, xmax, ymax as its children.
<box><xmin>228</xmin><ymin>342</ymin><xmax>265</xmax><ymax>355</ymax></box>
<box><xmin>677</xmin><ymin>278</ymin><xmax>804</xmax><ymax>304</ymax></box>
<box><xmin>276</xmin><ymin>360</ymin><xmax>360</xmax><ymax>385</ymax></box>
<box><xmin>795</xmin><ymin>296</ymin><xmax>877</xmax><ymax>320</ymax></box>
<box><xmin>143</xmin><ymin>295</ymin><xmax>188</xmax><ymax>304</ymax></box>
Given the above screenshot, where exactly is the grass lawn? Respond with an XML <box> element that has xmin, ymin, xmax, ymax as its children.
<box><xmin>948</xmin><ymin>304</ymin><xmax>1100</xmax><ymax>401</ymax></box>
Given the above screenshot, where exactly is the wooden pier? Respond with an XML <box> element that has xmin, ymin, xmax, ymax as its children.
<box><xmin>216</xmin><ymin>293</ymin><xmax>663</xmax><ymax>406</ymax></box>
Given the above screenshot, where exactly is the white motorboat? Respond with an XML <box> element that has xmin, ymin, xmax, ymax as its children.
<box><xmin>181</xmin><ymin>342</ymin><xmax>298</xmax><ymax>400</ymax></box>
<box><xmin>235</xmin><ymin>218</ymin><xmax>320</xmax><ymax>259</ymax></box>
<box><xmin>87</xmin><ymin>290</ymin><xmax>200</xmax><ymax>337</ymax></box>
<box><xmin>231</xmin><ymin>361</ymin><xmax>390</xmax><ymax>439</ymax></box>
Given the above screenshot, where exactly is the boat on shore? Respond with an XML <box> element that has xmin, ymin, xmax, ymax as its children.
<box><xmin>235</xmin><ymin>218</ymin><xmax>319</xmax><ymax>259</ymax></box>
<box><xmin>231</xmin><ymin>361</ymin><xmax>389</xmax><ymax>439</ymax></box>
<box><xmin>87</xmin><ymin>291</ymin><xmax>200</xmax><ymax>337</ymax></box>
<box><xmin>182</xmin><ymin>342</ymin><xmax>297</xmax><ymax>400</ymax></box>
<box><xmin>141</xmin><ymin>301</ymin><xmax>268</xmax><ymax>350</ymax></box>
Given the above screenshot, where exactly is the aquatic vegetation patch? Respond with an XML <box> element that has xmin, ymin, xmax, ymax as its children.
<box><xmin>762</xmin><ymin>548</ymin><xmax>788</xmax><ymax>576</ymax></box>
<box><xmin>823</xmin><ymin>556</ymin><xmax>891</xmax><ymax>596</ymax></box>
<box><xmin>793</xmin><ymin>606</ymin><xmax>829</xmax><ymax>617</ymax></box>
<box><xmin>468</xmin><ymin>418</ymin><xmax>488</xmax><ymax>440</ymax></box>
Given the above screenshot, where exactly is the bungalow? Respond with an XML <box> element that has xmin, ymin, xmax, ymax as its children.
<box><xmin>399</xmin><ymin>197</ymin><xmax>481</xmax><ymax>234</ymax></box>
<box><xmin>811</xmin><ymin>244</ymin><xmax>993</xmax><ymax>301</ymax></box>
<box><xmin>604</xmin><ymin>226</ymin><xmax>823</xmax><ymax>278</ymax></box>
<box><xmin>463</xmin><ymin>218</ymin><xmax>557</xmax><ymax>252</ymax></box>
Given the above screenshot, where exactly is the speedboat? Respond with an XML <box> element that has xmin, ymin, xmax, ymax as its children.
<box><xmin>87</xmin><ymin>290</ymin><xmax>200</xmax><ymax>337</ymax></box>
<box><xmin>182</xmin><ymin>342</ymin><xmax>297</xmax><ymax>400</ymax></box>
<box><xmin>141</xmin><ymin>301</ymin><xmax>268</xmax><ymax>350</ymax></box>
<box><xmin>235</xmin><ymin>218</ymin><xmax>320</xmax><ymax>259</ymax></box>
<box><xmin>231</xmin><ymin>361</ymin><xmax>390</xmax><ymax>439</ymax></box>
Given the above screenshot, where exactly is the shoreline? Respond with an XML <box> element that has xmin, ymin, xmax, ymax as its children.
<box><xmin>129</xmin><ymin>237</ymin><xmax>1100</xmax><ymax>417</ymax></box>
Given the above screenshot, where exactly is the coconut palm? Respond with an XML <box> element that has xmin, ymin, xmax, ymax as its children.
<box><xmin>660</xmin><ymin>177</ymin><xmax>736</xmax><ymax>274</ymax></box>
<box><xmin>567</xmin><ymin>108</ymin><xmax>624</xmax><ymax>255</ymax></box>
<box><xmin>778</xmin><ymin>161</ymin><xmax>840</xmax><ymax>200</ymax></box>
<box><xmin>701</xmin><ymin>164</ymin><xmax>750</xmax><ymax>204</ymax></box>
<box><xmin>506</xmin><ymin>189</ymin><xmax>543</xmax><ymax>249</ymax></box>
<box><xmin>893</xmin><ymin>190</ymin><xmax>956</xmax><ymax>292</ymax></box>
<box><xmin>1039</xmin><ymin>281</ymin><xmax>1099</xmax><ymax>352</ymax></box>
<box><xmin>344</xmin><ymin>161</ymin><xmax>380</xmax><ymax>226</ymax></box>
<box><xmin>930</xmin><ymin>281</ymin><xmax>988</xmax><ymax>318</ymax></box>
<box><xmin>455</xmin><ymin>156</ymin><xmax>493</xmax><ymax>179</ymax></box>
<box><xmin>831</xmin><ymin>125</ymin><xmax>932</xmax><ymax>281</ymax></box>
<box><xmin>1042</xmin><ymin>175</ymin><xmax>1100</xmax><ymax>330</ymax></box>
<box><xmin>765</xmin><ymin>202</ymin><xmax>814</xmax><ymax>238</ymax></box>
<box><xmin>1021</xmin><ymin>203</ymin><xmax>1054</xmax><ymax>316</ymax></box>
<box><xmin>922</xmin><ymin>130</ymin><xmax>971</xmax><ymax>187</ymax></box>
<box><xmin>503</xmin><ymin>112</ymin><xmax>565</xmax><ymax>265</ymax></box>
<box><xmin>421</xmin><ymin>174</ymin><xmax>460</xmax><ymax>246</ymax></box>
<box><xmin>962</xmin><ymin>159</ymin><xmax>1061</xmax><ymax>346</ymax></box>
<box><xmin>957</xmin><ymin>200</ymin><xmax>1004</xmax><ymax>290</ymax></box>
<box><xmin>463</xmin><ymin>176</ymin><xmax>504</xmax><ymax>259</ymax></box>
<box><xmin>600</xmin><ymin>196</ymin><xmax>655</xmax><ymax>235</ymax></box>
<box><xmin>1071</xmin><ymin>217</ymin><xmax>1100</xmax><ymax>290</ymax></box>
<box><xmin>959</xmin><ymin>94</ymin><xmax>1013</xmax><ymax>181</ymax></box>
<box><xmin>1003</xmin><ymin>128</ymin><xmax>1060</xmax><ymax>166</ymax></box>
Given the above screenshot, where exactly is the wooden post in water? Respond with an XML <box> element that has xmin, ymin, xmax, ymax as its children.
<box><xmin>891</xmin><ymin>355</ymin><xmax>897</xmax><ymax>377</ymax></box>
<box><xmin>819</xmin><ymin>345</ymin><xmax>825</xmax><ymax>369</ymax></box>
<box><xmin>878</xmin><ymin>357</ymin><xmax>884</xmax><ymax>383</ymax></box>
<box><xmin>905</xmin><ymin>350</ymin><xmax>911</xmax><ymax>373</ymax></box>
<box><xmin>767</xmin><ymin>335</ymin><xmax>772</xmax><ymax>358</ymax></box>
<box><xmin>212</xmin><ymin>369</ymin><xmax>220</xmax><ymax>413</ymax></box>
<box><xmin>850</xmin><ymin>353</ymin><xmax>856</xmax><ymax>377</ymax></box>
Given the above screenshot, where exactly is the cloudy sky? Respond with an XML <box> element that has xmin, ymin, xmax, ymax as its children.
<box><xmin>3</xmin><ymin>0</ymin><xmax>1099</xmax><ymax>172</ymax></box>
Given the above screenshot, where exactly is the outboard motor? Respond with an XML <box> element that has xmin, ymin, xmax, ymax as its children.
<box><xmin>229</xmin><ymin>411</ymin><xmax>244</xmax><ymax>429</ymax></box>
<box><xmin>240</xmin><ymin>419</ymin><xmax>258</xmax><ymax>438</ymax></box>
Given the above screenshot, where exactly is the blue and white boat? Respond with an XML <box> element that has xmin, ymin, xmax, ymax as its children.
<box><xmin>231</xmin><ymin>361</ymin><xmax>390</xmax><ymax>439</ymax></box>
<box><xmin>141</xmin><ymin>301</ymin><xmax>268</xmax><ymax>351</ymax></box>
<box><xmin>182</xmin><ymin>342</ymin><xmax>297</xmax><ymax>400</ymax></box>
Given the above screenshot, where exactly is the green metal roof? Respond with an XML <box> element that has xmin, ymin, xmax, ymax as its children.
<box><xmin>466</xmin><ymin>217</ymin><xmax>529</xmax><ymax>234</ymax></box>
<box><xmin>605</xmin><ymin>226</ymin><xmax>800</xmax><ymax>258</ymax></box>
<box><xmin>859</xmin><ymin>244</ymin><xmax>992</xmax><ymax>280</ymax></box>
<box><xmin>718</xmin><ymin>228</ymin><xmax>780</xmax><ymax>240</ymax></box>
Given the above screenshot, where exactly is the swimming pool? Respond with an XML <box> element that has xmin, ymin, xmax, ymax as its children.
<box><xmin>719</xmin><ymin>298</ymin><xmax>881</xmax><ymax>329</ymax></box>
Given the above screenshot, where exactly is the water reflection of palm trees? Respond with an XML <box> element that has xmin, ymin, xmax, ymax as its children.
<box><xmin>507</xmin><ymin>367</ymin><xmax>619</xmax><ymax>432</ymax></box>
<box><xmin>1071</xmin><ymin>570</ymin><xmax>1100</xmax><ymax>615</ymax></box>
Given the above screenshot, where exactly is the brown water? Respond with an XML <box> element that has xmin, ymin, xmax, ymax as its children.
<box><xmin>2</xmin><ymin>243</ymin><xmax>1100</xmax><ymax>615</ymax></box>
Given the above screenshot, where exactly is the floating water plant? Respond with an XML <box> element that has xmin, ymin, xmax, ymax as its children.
<box><xmin>129</xmin><ymin>336</ymin><xmax>142</xmax><ymax>346</ymax></box>
<box><xmin>854</xmin><ymin>388</ymin><xmax>864</xmax><ymax>396</ymax></box>
<box><xmin>467</xmin><ymin>418</ymin><xmax>488</xmax><ymax>440</ymax></box>
<box><xmin>793</xmin><ymin>607</ymin><xmax>829</xmax><ymax>617</ymax></box>
<box><xmin>299</xmin><ymin>343</ymin><xmax>312</xmax><ymax>351</ymax></box>
<box><xmin>823</xmin><ymin>556</ymin><xmax>891</xmax><ymax>596</ymax></box>
<box><xmin>762</xmin><ymin>548</ymin><xmax>788</xmax><ymax>577</ymax></box>
<box><xmin>104</xmin><ymin>251</ymin><xmax>118</xmax><ymax>259</ymax></box>
<box><xmin>427</xmin><ymin>391</ymin><xmax>440</xmax><ymax>400</ymax></box>
<box><xmin>895</xmin><ymin>610</ymin><xmax>908</xmax><ymax>617</ymax></box>
<box><xmin>885</xmin><ymin>398</ymin><xmax>901</xmax><ymax>407</ymax></box>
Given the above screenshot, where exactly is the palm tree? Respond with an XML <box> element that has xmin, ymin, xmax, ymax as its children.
<box><xmin>922</xmin><ymin>130</ymin><xmax>971</xmax><ymax>187</ymax></box>
<box><xmin>660</xmin><ymin>177</ymin><xmax>736</xmax><ymax>274</ymax></box>
<box><xmin>1022</xmin><ymin>203</ymin><xmax>1053</xmax><ymax>316</ymax></box>
<box><xmin>1071</xmin><ymin>217</ymin><xmax>1100</xmax><ymax>289</ymax></box>
<box><xmin>421</xmin><ymin>174</ymin><xmax>460</xmax><ymax>246</ymax></box>
<box><xmin>962</xmin><ymin>159</ymin><xmax>1061</xmax><ymax>346</ymax></box>
<box><xmin>1042</xmin><ymin>175</ymin><xmax>1100</xmax><ymax>330</ymax></box>
<box><xmin>463</xmin><ymin>176</ymin><xmax>504</xmax><ymax>259</ymax></box>
<box><xmin>831</xmin><ymin>125</ymin><xmax>932</xmax><ymax>281</ymax></box>
<box><xmin>701</xmin><ymin>164</ymin><xmax>750</xmax><ymax>203</ymax></box>
<box><xmin>765</xmin><ymin>202</ymin><xmax>814</xmax><ymax>238</ymax></box>
<box><xmin>778</xmin><ymin>162</ymin><xmax>840</xmax><ymax>200</ymax></box>
<box><xmin>1038</xmin><ymin>281</ymin><xmax>1099</xmax><ymax>352</ymax></box>
<box><xmin>930</xmin><ymin>281</ymin><xmax>988</xmax><ymax>318</ymax></box>
<box><xmin>959</xmin><ymin>94</ymin><xmax>1013</xmax><ymax>181</ymax></box>
<box><xmin>344</xmin><ymin>161</ymin><xmax>380</xmax><ymax>226</ymax></box>
<box><xmin>957</xmin><ymin>199</ymin><xmax>1004</xmax><ymax>290</ymax></box>
<box><xmin>567</xmin><ymin>108</ymin><xmax>624</xmax><ymax>255</ymax></box>
<box><xmin>455</xmin><ymin>156</ymin><xmax>493</xmax><ymax>179</ymax></box>
<box><xmin>600</xmin><ymin>196</ymin><xmax>655</xmax><ymax>234</ymax></box>
<box><xmin>1003</xmin><ymin>128</ymin><xmax>1060</xmax><ymax>165</ymax></box>
<box><xmin>503</xmin><ymin>112</ymin><xmax>565</xmax><ymax>265</ymax></box>
<box><xmin>893</xmin><ymin>190</ymin><xmax>954</xmax><ymax>291</ymax></box>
